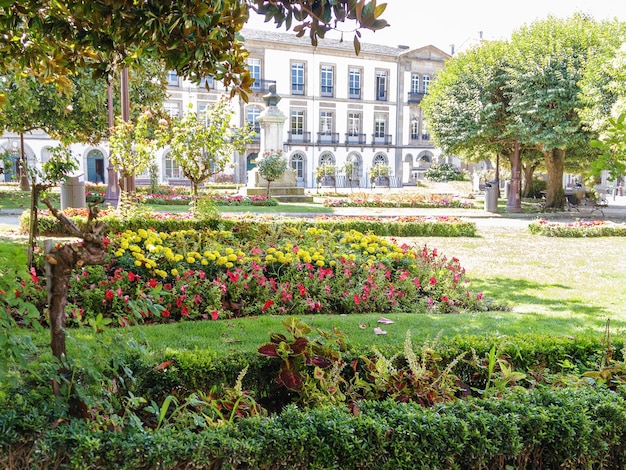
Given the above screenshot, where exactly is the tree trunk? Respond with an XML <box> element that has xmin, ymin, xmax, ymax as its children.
<box><xmin>521</xmin><ymin>162</ymin><xmax>537</xmax><ymax>198</ymax></box>
<box><xmin>43</xmin><ymin>200</ymin><xmax>107</xmax><ymax>417</ymax></box>
<box><xmin>544</xmin><ymin>149</ymin><xmax>565</xmax><ymax>208</ymax></box>
<box><xmin>266</xmin><ymin>179</ymin><xmax>272</xmax><ymax>198</ymax></box>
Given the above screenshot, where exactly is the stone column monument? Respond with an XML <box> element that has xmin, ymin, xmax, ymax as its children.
<box><xmin>246</xmin><ymin>85</ymin><xmax>312</xmax><ymax>202</ymax></box>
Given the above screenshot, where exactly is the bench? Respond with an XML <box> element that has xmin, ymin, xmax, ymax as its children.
<box><xmin>565</xmin><ymin>193</ymin><xmax>607</xmax><ymax>216</ymax></box>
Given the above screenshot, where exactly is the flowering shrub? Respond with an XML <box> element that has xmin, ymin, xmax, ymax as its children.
<box><xmin>35</xmin><ymin>224</ymin><xmax>487</xmax><ymax>326</ymax></box>
<box><xmin>137</xmin><ymin>193</ymin><xmax>276</xmax><ymax>206</ymax></box>
<box><xmin>529</xmin><ymin>219</ymin><xmax>626</xmax><ymax>237</ymax></box>
<box><xmin>323</xmin><ymin>192</ymin><xmax>474</xmax><ymax>209</ymax></box>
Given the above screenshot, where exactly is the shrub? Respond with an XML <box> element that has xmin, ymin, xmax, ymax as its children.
<box><xmin>424</xmin><ymin>163</ymin><xmax>464</xmax><ymax>182</ymax></box>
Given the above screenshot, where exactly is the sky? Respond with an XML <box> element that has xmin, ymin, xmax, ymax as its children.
<box><xmin>246</xmin><ymin>0</ymin><xmax>626</xmax><ymax>54</ymax></box>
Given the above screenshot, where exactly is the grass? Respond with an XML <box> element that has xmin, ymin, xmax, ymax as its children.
<box><xmin>4</xmin><ymin>215</ymin><xmax>626</xmax><ymax>358</ymax></box>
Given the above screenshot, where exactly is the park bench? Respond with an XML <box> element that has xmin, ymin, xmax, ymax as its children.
<box><xmin>565</xmin><ymin>192</ymin><xmax>608</xmax><ymax>216</ymax></box>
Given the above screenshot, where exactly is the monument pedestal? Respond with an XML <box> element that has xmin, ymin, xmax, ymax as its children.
<box><xmin>245</xmin><ymin>168</ymin><xmax>313</xmax><ymax>203</ymax></box>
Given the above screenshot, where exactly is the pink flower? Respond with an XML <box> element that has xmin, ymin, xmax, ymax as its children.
<box><xmin>429</xmin><ymin>277</ymin><xmax>437</xmax><ymax>286</ymax></box>
<box><xmin>262</xmin><ymin>300</ymin><xmax>274</xmax><ymax>313</ymax></box>
<box><xmin>210</xmin><ymin>310</ymin><xmax>219</xmax><ymax>321</ymax></box>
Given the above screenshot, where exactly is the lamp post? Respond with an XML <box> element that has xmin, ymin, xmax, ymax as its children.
<box><xmin>105</xmin><ymin>80</ymin><xmax>119</xmax><ymax>206</ymax></box>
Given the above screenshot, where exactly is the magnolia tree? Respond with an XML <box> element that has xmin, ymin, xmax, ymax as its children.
<box><xmin>255</xmin><ymin>150</ymin><xmax>288</xmax><ymax>197</ymax></box>
<box><xmin>165</xmin><ymin>97</ymin><xmax>254</xmax><ymax>209</ymax></box>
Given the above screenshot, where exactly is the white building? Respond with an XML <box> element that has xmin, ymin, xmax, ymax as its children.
<box><xmin>0</xmin><ymin>29</ymin><xmax>451</xmax><ymax>189</ymax></box>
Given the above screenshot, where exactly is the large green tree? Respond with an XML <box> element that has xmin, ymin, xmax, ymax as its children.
<box><xmin>505</xmin><ymin>14</ymin><xmax>618</xmax><ymax>208</ymax></box>
<box><xmin>0</xmin><ymin>59</ymin><xmax>167</xmax><ymax>145</ymax></box>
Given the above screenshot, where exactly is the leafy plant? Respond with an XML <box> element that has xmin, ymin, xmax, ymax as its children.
<box><xmin>424</xmin><ymin>163</ymin><xmax>464</xmax><ymax>182</ymax></box>
<box><xmin>258</xmin><ymin>316</ymin><xmax>348</xmax><ymax>407</ymax></box>
<box><xmin>255</xmin><ymin>150</ymin><xmax>289</xmax><ymax>197</ymax></box>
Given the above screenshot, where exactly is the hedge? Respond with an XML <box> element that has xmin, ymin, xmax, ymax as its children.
<box><xmin>22</xmin><ymin>212</ymin><xmax>477</xmax><ymax>238</ymax></box>
<box><xmin>3</xmin><ymin>388</ymin><xmax>625</xmax><ymax>469</ymax></box>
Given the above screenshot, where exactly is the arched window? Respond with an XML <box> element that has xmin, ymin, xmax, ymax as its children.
<box><xmin>373</xmin><ymin>153</ymin><xmax>388</xmax><ymax>167</ymax></box>
<box><xmin>319</xmin><ymin>152</ymin><xmax>335</xmax><ymax>165</ymax></box>
<box><xmin>246</xmin><ymin>152</ymin><xmax>258</xmax><ymax>172</ymax></box>
<box><xmin>346</xmin><ymin>152</ymin><xmax>363</xmax><ymax>179</ymax></box>
<box><xmin>290</xmin><ymin>152</ymin><xmax>305</xmax><ymax>180</ymax></box>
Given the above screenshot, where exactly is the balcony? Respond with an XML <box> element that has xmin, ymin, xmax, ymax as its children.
<box><xmin>349</xmin><ymin>88</ymin><xmax>361</xmax><ymax>100</ymax></box>
<box><xmin>287</xmin><ymin>131</ymin><xmax>312</xmax><ymax>144</ymax></box>
<box><xmin>408</xmin><ymin>92</ymin><xmax>426</xmax><ymax>103</ymax></box>
<box><xmin>251</xmin><ymin>78</ymin><xmax>277</xmax><ymax>93</ymax></box>
<box><xmin>345</xmin><ymin>133</ymin><xmax>366</xmax><ymax>145</ymax></box>
<box><xmin>317</xmin><ymin>132</ymin><xmax>340</xmax><ymax>145</ymax></box>
<box><xmin>372</xmin><ymin>134</ymin><xmax>392</xmax><ymax>146</ymax></box>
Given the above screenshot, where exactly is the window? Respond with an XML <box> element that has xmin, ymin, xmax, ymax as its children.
<box><xmin>348</xmin><ymin>112</ymin><xmax>361</xmax><ymax>136</ymax></box>
<box><xmin>319</xmin><ymin>152</ymin><xmax>335</xmax><ymax>165</ymax></box>
<box><xmin>166</xmin><ymin>70</ymin><xmax>179</xmax><ymax>87</ymax></box>
<box><xmin>163</xmin><ymin>102</ymin><xmax>181</xmax><ymax>118</ymax></box>
<box><xmin>375</xmin><ymin>71</ymin><xmax>387</xmax><ymax>101</ymax></box>
<box><xmin>247</xmin><ymin>107</ymin><xmax>261</xmax><ymax>134</ymax></box>
<box><xmin>422</xmin><ymin>75</ymin><xmax>430</xmax><ymax>93</ymax></box>
<box><xmin>291</xmin><ymin>109</ymin><xmax>305</xmax><ymax>135</ymax></box>
<box><xmin>321</xmin><ymin>65</ymin><xmax>334</xmax><ymax>97</ymax></box>
<box><xmin>290</xmin><ymin>152</ymin><xmax>305</xmax><ymax>179</ymax></box>
<box><xmin>248</xmin><ymin>58</ymin><xmax>261</xmax><ymax>90</ymax></box>
<box><xmin>373</xmin><ymin>153</ymin><xmax>388</xmax><ymax>166</ymax></box>
<box><xmin>374</xmin><ymin>114</ymin><xmax>387</xmax><ymax>137</ymax></box>
<box><xmin>199</xmin><ymin>76</ymin><xmax>214</xmax><ymax>89</ymax></box>
<box><xmin>291</xmin><ymin>62</ymin><xmax>305</xmax><ymax>95</ymax></box>
<box><xmin>410</xmin><ymin>119</ymin><xmax>419</xmax><ymax>140</ymax></box>
<box><xmin>320</xmin><ymin>111</ymin><xmax>333</xmax><ymax>135</ymax></box>
<box><xmin>164</xmin><ymin>153</ymin><xmax>181</xmax><ymax>179</ymax></box>
<box><xmin>421</xmin><ymin>118</ymin><xmax>430</xmax><ymax>140</ymax></box>
<box><xmin>349</xmin><ymin>68</ymin><xmax>361</xmax><ymax>99</ymax></box>
<box><xmin>411</xmin><ymin>74</ymin><xmax>420</xmax><ymax>94</ymax></box>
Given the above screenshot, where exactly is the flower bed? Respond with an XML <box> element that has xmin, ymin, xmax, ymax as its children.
<box><xmin>323</xmin><ymin>192</ymin><xmax>475</xmax><ymax>209</ymax></box>
<box><xmin>529</xmin><ymin>219</ymin><xmax>626</xmax><ymax>237</ymax></box>
<box><xmin>23</xmin><ymin>210</ymin><xmax>477</xmax><ymax>238</ymax></box>
<box><xmin>40</xmin><ymin>224</ymin><xmax>487</xmax><ymax>326</ymax></box>
<box><xmin>138</xmin><ymin>193</ymin><xmax>276</xmax><ymax>206</ymax></box>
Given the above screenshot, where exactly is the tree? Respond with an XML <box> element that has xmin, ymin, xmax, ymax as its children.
<box><xmin>506</xmin><ymin>14</ymin><xmax>613</xmax><ymax>208</ymax></box>
<box><xmin>0</xmin><ymin>1</ymin><xmax>388</xmax><ymax>101</ymax></box>
<box><xmin>165</xmin><ymin>97</ymin><xmax>254</xmax><ymax>208</ymax></box>
<box><xmin>255</xmin><ymin>150</ymin><xmax>288</xmax><ymax>197</ymax></box>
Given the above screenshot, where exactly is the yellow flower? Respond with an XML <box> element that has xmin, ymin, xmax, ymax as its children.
<box><xmin>171</xmin><ymin>268</ymin><xmax>179</xmax><ymax>277</ymax></box>
<box><xmin>134</xmin><ymin>260</ymin><xmax>142</xmax><ymax>267</ymax></box>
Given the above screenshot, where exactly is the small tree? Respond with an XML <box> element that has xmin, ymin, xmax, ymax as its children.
<box><xmin>108</xmin><ymin>109</ymin><xmax>164</xmax><ymax>210</ymax></box>
<box><xmin>369</xmin><ymin>164</ymin><xmax>390</xmax><ymax>187</ymax></box>
<box><xmin>343</xmin><ymin>161</ymin><xmax>358</xmax><ymax>191</ymax></box>
<box><xmin>166</xmin><ymin>97</ymin><xmax>254</xmax><ymax>211</ymax></box>
<box><xmin>255</xmin><ymin>150</ymin><xmax>288</xmax><ymax>198</ymax></box>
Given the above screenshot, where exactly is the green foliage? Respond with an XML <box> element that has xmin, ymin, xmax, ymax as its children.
<box><xmin>424</xmin><ymin>163</ymin><xmax>464</xmax><ymax>182</ymax></box>
<box><xmin>164</xmin><ymin>98</ymin><xmax>254</xmax><ymax>202</ymax></box>
<box><xmin>255</xmin><ymin>150</ymin><xmax>289</xmax><ymax>196</ymax></box>
<box><xmin>590</xmin><ymin>111</ymin><xmax>626</xmax><ymax>179</ymax></box>
<box><xmin>529</xmin><ymin>219</ymin><xmax>626</xmax><ymax>237</ymax></box>
<box><xmin>315</xmin><ymin>162</ymin><xmax>337</xmax><ymax>182</ymax></box>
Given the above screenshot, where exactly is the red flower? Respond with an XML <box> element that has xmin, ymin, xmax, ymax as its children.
<box><xmin>181</xmin><ymin>305</ymin><xmax>190</xmax><ymax>316</ymax></box>
<box><xmin>429</xmin><ymin>277</ymin><xmax>437</xmax><ymax>286</ymax></box>
<box><xmin>105</xmin><ymin>289</ymin><xmax>114</xmax><ymax>301</ymax></box>
<box><xmin>162</xmin><ymin>309</ymin><xmax>171</xmax><ymax>318</ymax></box>
<box><xmin>354</xmin><ymin>293</ymin><xmax>361</xmax><ymax>305</ymax></box>
<box><xmin>128</xmin><ymin>272</ymin><xmax>137</xmax><ymax>282</ymax></box>
<box><xmin>147</xmin><ymin>278</ymin><xmax>158</xmax><ymax>288</ymax></box>
<box><xmin>210</xmin><ymin>310</ymin><xmax>219</xmax><ymax>321</ymax></box>
<box><xmin>262</xmin><ymin>299</ymin><xmax>275</xmax><ymax>313</ymax></box>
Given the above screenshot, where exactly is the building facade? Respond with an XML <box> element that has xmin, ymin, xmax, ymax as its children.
<box><xmin>0</xmin><ymin>29</ymin><xmax>451</xmax><ymax>189</ymax></box>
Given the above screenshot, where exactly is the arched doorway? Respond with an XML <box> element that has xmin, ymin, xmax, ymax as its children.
<box><xmin>290</xmin><ymin>152</ymin><xmax>306</xmax><ymax>187</ymax></box>
<box><xmin>86</xmin><ymin>149</ymin><xmax>105</xmax><ymax>183</ymax></box>
<box><xmin>246</xmin><ymin>152</ymin><xmax>258</xmax><ymax>171</ymax></box>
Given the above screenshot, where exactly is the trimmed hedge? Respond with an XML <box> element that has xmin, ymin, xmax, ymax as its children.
<box><xmin>23</xmin><ymin>212</ymin><xmax>477</xmax><ymax>238</ymax></box>
<box><xmin>3</xmin><ymin>388</ymin><xmax>626</xmax><ymax>469</ymax></box>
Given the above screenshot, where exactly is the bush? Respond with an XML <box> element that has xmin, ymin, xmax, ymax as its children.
<box><xmin>424</xmin><ymin>163</ymin><xmax>464</xmax><ymax>182</ymax></box>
